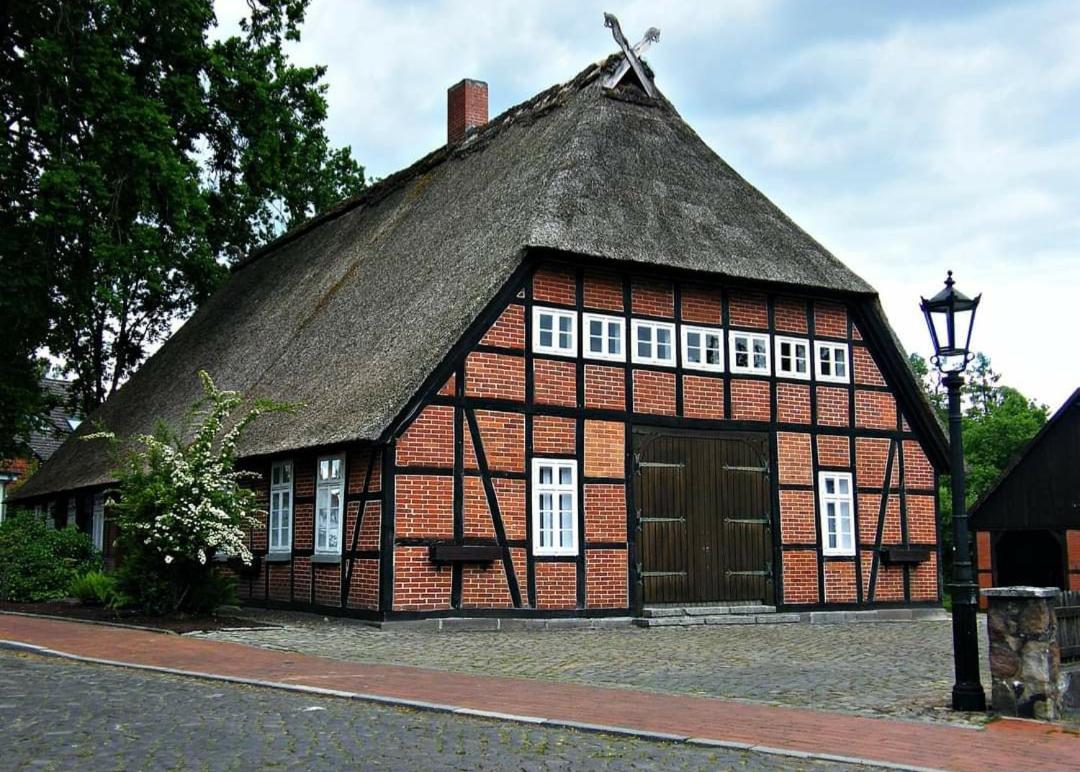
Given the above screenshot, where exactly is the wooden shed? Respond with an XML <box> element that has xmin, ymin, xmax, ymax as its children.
<box><xmin>972</xmin><ymin>389</ymin><xmax>1080</xmax><ymax>600</ymax></box>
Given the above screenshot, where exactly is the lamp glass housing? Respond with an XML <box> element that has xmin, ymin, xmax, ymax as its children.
<box><xmin>920</xmin><ymin>272</ymin><xmax>980</xmax><ymax>374</ymax></box>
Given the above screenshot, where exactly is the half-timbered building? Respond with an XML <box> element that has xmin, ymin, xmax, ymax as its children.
<box><xmin>14</xmin><ymin>53</ymin><xmax>948</xmax><ymax>623</ymax></box>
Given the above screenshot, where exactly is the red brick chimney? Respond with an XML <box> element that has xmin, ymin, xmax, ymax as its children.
<box><xmin>447</xmin><ymin>79</ymin><xmax>488</xmax><ymax>145</ymax></box>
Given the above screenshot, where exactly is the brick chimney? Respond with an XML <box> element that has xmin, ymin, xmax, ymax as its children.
<box><xmin>447</xmin><ymin>79</ymin><xmax>488</xmax><ymax>145</ymax></box>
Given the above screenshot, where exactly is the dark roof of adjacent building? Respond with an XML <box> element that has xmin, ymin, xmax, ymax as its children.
<box><xmin>971</xmin><ymin>388</ymin><xmax>1080</xmax><ymax>531</ymax></box>
<box><xmin>28</xmin><ymin>379</ymin><xmax>79</xmax><ymax>461</ymax></box>
<box><xmin>15</xmin><ymin>54</ymin><xmax>944</xmax><ymax>500</ymax></box>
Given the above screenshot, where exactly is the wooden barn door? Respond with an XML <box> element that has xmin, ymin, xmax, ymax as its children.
<box><xmin>634</xmin><ymin>430</ymin><xmax>772</xmax><ymax>605</ymax></box>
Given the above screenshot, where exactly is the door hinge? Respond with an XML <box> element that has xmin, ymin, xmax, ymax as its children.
<box><xmin>722</xmin><ymin>464</ymin><xmax>769</xmax><ymax>474</ymax></box>
<box><xmin>641</xmin><ymin>570</ymin><xmax>688</xmax><ymax>578</ymax></box>
<box><xmin>723</xmin><ymin>517</ymin><xmax>769</xmax><ymax>525</ymax></box>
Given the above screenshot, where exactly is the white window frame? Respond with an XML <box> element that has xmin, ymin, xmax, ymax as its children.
<box><xmin>818</xmin><ymin>472</ymin><xmax>855</xmax><ymax>557</ymax></box>
<box><xmin>774</xmin><ymin>336</ymin><xmax>811</xmax><ymax>380</ymax></box>
<box><xmin>315</xmin><ymin>454</ymin><xmax>345</xmax><ymax>556</ymax></box>
<box><xmin>269</xmin><ymin>460</ymin><xmax>294</xmax><ymax>554</ymax></box>
<box><xmin>631</xmin><ymin>319</ymin><xmax>676</xmax><ymax>366</ymax></box>
<box><xmin>815</xmin><ymin>341</ymin><xmax>850</xmax><ymax>384</ymax></box>
<box><xmin>532</xmin><ymin>306</ymin><xmax>577</xmax><ymax>357</ymax></box>
<box><xmin>582</xmin><ymin>313</ymin><xmax>626</xmax><ymax>362</ymax></box>
<box><xmin>91</xmin><ymin>493</ymin><xmax>105</xmax><ymax>551</ymax></box>
<box><xmin>728</xmin><ymin>330</ymin><xmax>771</xmax><ymax>375</ymax></box>
<box><xmin>531</xmin><ymin>458</ymin><xmax>578</xmax><ymax>556</ymax></box>
<box><xmin>681</xmin><ymin>324</ymin><xmax>724</xmax><ymax>372</ymax></box>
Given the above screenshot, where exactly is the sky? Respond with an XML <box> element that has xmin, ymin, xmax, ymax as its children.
<box><xmin>216</xmin><ymin>0</ymin><xmax>1080</xmax><ymax>409</ymax></box>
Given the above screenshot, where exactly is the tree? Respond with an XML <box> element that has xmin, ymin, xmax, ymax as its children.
<box><xmin>912</xmin><ymin>352</ymin><xmax>1048</xmax><ymax>582</ymax></box>
<box><xmin>0</xmin><ymin>0</ymin><xmax>364</xmax><ymax>450</ymax></box>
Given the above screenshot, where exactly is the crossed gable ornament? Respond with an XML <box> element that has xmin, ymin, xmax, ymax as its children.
<box><xmin>603</xmin><ymin>13</ymin><xmax>660</xmax><ymax>97</ymax></box>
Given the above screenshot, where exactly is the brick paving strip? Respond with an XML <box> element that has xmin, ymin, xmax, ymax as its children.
<box><xmin>1</xmin><ymin>614</ymin><xmax>1075</xmax><ymax>771</ymax></box>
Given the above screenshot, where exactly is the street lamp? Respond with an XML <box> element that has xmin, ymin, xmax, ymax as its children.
<box><xmin>920</xmin><ymin>270</ymin><xmax>986</xmax><ymax>712</ymax></box>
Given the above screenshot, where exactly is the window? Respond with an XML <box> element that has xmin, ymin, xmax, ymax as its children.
<box><xmin>532</xmin><ymin>459</ymin><xmax>578</xmax><ymax>556</ymax></box>
<box><xmin>775</xmin><ymin>336</ymin><xmax>810</xmax><ymax>380</ymax></box>
<box><xmin>631</xmin><ymin>320</ymin><xmax>676</xmax><ymax>366</ymax></box>
<box><xmin>816</xmin><ymin>342</ymin><xmax>850</xmax><ymax>383</ymax></box>
<box><xmin>91</xmin><ymin>493</ymin><xmax>105</xmax><ymax>551</ymax></box>
<box><xmin>729</xmin><ymin>331</ymin><xmax>770</xmax><ymax>374</ymax></box>
<box><xmin>819</xmin><ymin>472</ymin><xmax>855</xmax><ymax>556</ymax></box>
<box><xmin>67</xmin><ymin>497</ymin><xmax>77</xmax><ymax>529</ymax></box>
<box><xmin>681</xmin><ymin>325</ymin><xmax>724</xmax><ymax>372</ymax></box>
<box><xmin>533</xmin><ymin>307</ymin><xmax>576</xmax><ymax>357</ymax></box>
<box><xmin>582</xmin><ymin>313</ymin><xmax>625</xmax><ymax>362</ymax></box>
<box><xmin>315</xmin><ymin>455</ymin><xmax>345</xmax><ymax>555</ymax></box>
<box><xmin>269</xmin><ymin>461</ymin><xmax>293</xmax><ymax>554</ymax></box>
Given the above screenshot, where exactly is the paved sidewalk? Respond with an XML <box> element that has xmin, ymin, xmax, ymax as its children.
<box><xmin>1</xmin><ymin>614</ymin><xmax>1077</xmax><ymax>771</ymax></box>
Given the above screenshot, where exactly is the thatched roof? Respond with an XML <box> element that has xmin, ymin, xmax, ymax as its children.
<box><xmin>18</xmin><ymin>55</ymin><xmax>928</xmax><ymax>500</ymax></box>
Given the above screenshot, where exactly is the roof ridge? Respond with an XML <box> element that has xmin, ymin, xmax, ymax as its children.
<box><xmin>232</xmin><ymin>55</ymin><xmax>619</xmax><ymax>274</ymax></box>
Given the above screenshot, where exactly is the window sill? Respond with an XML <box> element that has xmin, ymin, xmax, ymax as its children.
<box><xmin>312</xmin><ymin>553</ymin><xmax>342</xmax><ymax>564</ymax></box>
<box><xmin>265</xmin><ymin>551</ymin><xmax>292</xmax><ymax>563</ymax></box>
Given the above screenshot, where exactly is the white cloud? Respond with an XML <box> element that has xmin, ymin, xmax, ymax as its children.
<box><xmin>213</xmin><ymin>0</ymin><xmax>1079</xmax><ymax>407</ymax></box>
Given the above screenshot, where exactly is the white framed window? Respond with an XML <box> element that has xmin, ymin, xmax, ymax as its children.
<box><xmin>315</xmin><ymin>455</ymin><xmax>345</xmax><ymax>555</ymax></box>
<box><xmin>631</xmin><ymin>320</ymin><xmax>676</xmax><ymax>366</ymax></box>
<box><xmin>531</xmin><ymin>458</ymin><xmax>578</xmax><ymax>556</ymax></box>
<box><xmin>729</xmin><ymin>330</ymin><xmax>770</xmax><ymax>374</ymax></box>
<box><xmin>533</xmin><ymin>306</ymin><xmax>576</xmax><ymax>357</ymax></box>
<box><xmin>582</xmin><ymin>313</ymin><xmax>625</xmax><ymax>361</ymax></box>
<box><xmin>818</xmin><ymin>472</ymin><xmax>855</xmax><ymax>556</ymax></box>
<box><xmin>91</xmin><ymin>493</ymin><xmax>105</xmax><ymax>551</ymax></box>
<box><xmin>681</xmin><ymin>325</ymin><xmax>724</xmax><ymax>372</ymax></box>
<box><xmin>269</xmin><ymin>460</ymin><xmax>293</xmax><ymax>554</ymax></box>
<box><xmin>775</xmin><ymin>336</ymin><xmax>811</xmax><ymax>380</ymax></box>
<box><xmin>816</xmin><ymin>342</ymin><xmax>850</xmax><ymax>383</ymax></box>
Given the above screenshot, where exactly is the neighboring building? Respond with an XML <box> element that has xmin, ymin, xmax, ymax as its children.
<box><xmin>13</xmin><ymin>54</ymin><xmax>948</xmax><ymax>621</ymax></box>
<box><xmin>0</xmin><ymin>378</ymin><xmax>81</xmax><ymax>524</ymax></box>
<box><xmin>972</xmin><ymin>389</ymin><xmax>1080</xmax><ymax>601</ymax></box>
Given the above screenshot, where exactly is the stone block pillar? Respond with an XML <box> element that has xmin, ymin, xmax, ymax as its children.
<box><xmin>982</xmin><ymin>586</ymin><xmax>1062</xmax><ymax>720</ymax></box>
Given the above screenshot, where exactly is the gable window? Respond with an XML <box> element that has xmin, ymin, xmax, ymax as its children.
<box><xmin>819</xmin><ymin>472</ymin><xmax>854</xmax><ymax>556</ymax></box>
<box><xmin>631</xmin><ymin>320</ymin><xmax>676</xmax><ymax>366</ymax></box>
<box><xmin>532</xmin><ymin>459</ymin><xmax>578</xmax><ymax>556</ymax></box>
<box><xmin>816</xmin><ymin>342</ymin><xmax>850</xmax><ymax>383</ymax></box>
<box><xmin>775</xmin><ymin>336</ymin><xmax>810</xmax><ymax>380</ymax></box>
<box><xmin>269</xmin><ymin>460</ymin><xmax>294</xmax><ymax>554</ymax></box>
<box><xmin>583</xmin><ymin>313</ymin><xmax>625</xmax><ymax>362</ymax></box>
<box><xmin>533</xmin><ymin>307</ymin><xmax>576</xmax><ymax>357</ymax></box>
<box><xmin>91</xmin><ymin>493</ymin><xmax>105</xmax><ymax>551</ymax></box>
<box><xmin>729</xmin><ymin>331</ymin><xmax>770</xmax><ymax>375</ymax></box>
<box><xmin>315</xmin><ymin>455</ymin><xmax>345</xmax><ymax>556</ymax></box>
<box><xmin>681</xmin><ymin>325</ymin><xmax>724</xmax><ymax>372</ymax></box>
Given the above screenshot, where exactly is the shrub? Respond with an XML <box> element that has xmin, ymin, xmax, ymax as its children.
<box><xmin>0</xmin><ymin>511</ymin><xmax>100</xmax><ymax>602</ymax></box>
<box><xmin>87</xmin><ymin>371</ymin><xmax>291</xmax><ymax>615</ymax></box>
<box><xmin>69</xmin><ymin>570</ymin><xmax>121</xmax><ymax>606</ymax></box>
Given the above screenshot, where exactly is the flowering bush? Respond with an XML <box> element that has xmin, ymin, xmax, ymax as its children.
<box><xmin>90</xmin><ymin>371</ymin><xmax>291</xmax><ymax>614</ymax></box>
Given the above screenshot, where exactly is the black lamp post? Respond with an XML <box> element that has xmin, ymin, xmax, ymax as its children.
<box><xmin>920</xmin><ymin>270</ymin><xmax>986</xmax><ymax>712</ymax></box>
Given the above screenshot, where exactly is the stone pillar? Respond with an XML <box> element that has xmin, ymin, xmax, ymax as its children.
<box><xmin>982</xmin><ymin>586</ymin><xmax>1062</xmax><ymax>720</ymax></box>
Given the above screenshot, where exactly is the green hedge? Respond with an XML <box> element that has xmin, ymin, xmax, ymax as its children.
<box><xmin>0</xmin><ymin>510</ymin><xmax>101</xmax><ymax>601</ymax></box>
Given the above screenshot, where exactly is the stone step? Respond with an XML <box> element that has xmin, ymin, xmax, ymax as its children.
<box><xmin>642</xmin><ymin>604</ymin><xmax>776</xmax><ymax>618</ymax></box>
<box><xmin>634</xmin><ymin>612</ymin><xmax>800</xmax><ymax>628</ymax></box>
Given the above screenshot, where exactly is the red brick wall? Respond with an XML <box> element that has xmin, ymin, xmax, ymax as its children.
<box><xmin>631</xmin><ymin>278</ymin><xmax>674</xmax><ymax>317</ymax></box>
<box><xmin>780</xmin><ymin>490</ymin><xmax>816</xmax><ymax>544</ymax></box>
<box><xmin>583</xmin><ymin>271</ymin><xmax>623</xmax><ymax>312</ymax></box>
<box><xmin>586</xmin><ymin>549</ymin><xmax>627</xmax><ymax>607</ymax></box>
<box><xmin>534</xmin><ymin>561</ymin><xmax>577</xmax><ymax>609</ymax></box>
<box><xmin>681</xmin><ymin>285</ymin><xmax>722</xmax><ymax>324</ymax></box>
<box><xmin>393</xmin><ymin>546</ymin><xmax>452</xmax><ymax>611</ymax></box>
<box><xmin>682</xmin><ymin>375</ymin><xmax>725</xmax><ymax>419</ymax></box>
<box><xmin>397</xmin><ymin>405</ymin><xmax>453</xmax><ymax>468</ymax></box>
<box><xmin>632</xmin><ymin>370</ymin><xmax>676</xmax><ymax>415</ymax></box>
<box><xmin>814</xmin><ymin>302</ymin><xmax>847</xmax><ymax>338</ymax></box>
<box><xmin>584</xmin><ymin>365</ymin><xmax>625</xmax><ymax>410</ymax></box>
<box><xmin>776</xmin><ymin>383</ymin><xmax>810</xmax><ymax>424</ymax></box>
<box><xmin>584</xmin><ymin>484</ymin><xmax>625</xmax><ymax>542</ymax></box>
<box><xmin>474</xmin><ymin>410</ymin><xmax>524</xmax><ymax>472</ymax></box>
<box><xmin>396</xmin><ymin>475</ymin><xmax>454</xmax><ymax>538</ymax></box>
<box><xmin>461</xmin><ymin>562</ymin><xmax>513</xmax><ymax>608</ymax></box>
<box><xmin>782</xmin><ymin>551</ymin><xmax>819</xmax><ymax>604</ymax></box>
<box><xmin>824</xmin><ymin>561</ymin><xmax>857</xmax><ymax>603</ymax></box>
<box><xmin>533</xmin><ymin>415</ymin><xmax>576</xmax><ymax>455</ymax></box>
<box><xmin>465</xmin><ymin>352</ymin><xmax>525</xmax><ymax>402</ymax></box>
<box><xmin>729</xmin><ymin>291</ymin><xmax>768</xmax><ymax>329</ymax></box>
<box><xmin>584</xmin><ymin>420</ymin><xmax>624</xmax><ymax>479</ymax></box>
<box><xmin>729</xmin><ymin>379</ymin><xmax>770</xmax><ymax>421</ymax></box>
<box><xmin>534</xmin><ymin>359</ymin><xmax>577</xmax><ymax>407</ymax></box>
<box><xmin>480</xmin><ymin>304</ymin><xmax>525</xmax><ymax>349</ymax></box>
<box><xmin>777</xmin><ymin>432</ymin><xmax>812</xmax><ymax>486</ymax></box>
<box><xmin>774</xmin><ymin>297</ymin><xmax>807</xmax><ymax>334</ymax></box>
<box><xmin>855</xmin><ymin>390</ymin><xmax>897</xmax><ymax>431</ymax></box>
<box><xmin>816</xmin><ymin>386</ymin><xmax>850</xmax><ymax>427</ymax></box>
<box><xmin>817</xmin><ymin>435</ymin><xmax>850</xmax><ymax>468</ymax></box>
<box><xmin>533</xmin><ymin>266</ymin><xmax>575</xmax><ymax>305</ymax></box>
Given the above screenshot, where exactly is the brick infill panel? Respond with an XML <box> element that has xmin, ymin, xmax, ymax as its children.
<box><xmin>1</xmin><ymin>615</ymin><xmax>1076</xmax><ymax>771</ymax></box>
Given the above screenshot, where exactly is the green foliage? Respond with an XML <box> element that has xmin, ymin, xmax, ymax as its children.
<box><xmin>69</xmin><ymin>570</ymin><xmax>124</xmax><ymax>607</ymax></box>
<box><xmin>909</xmin><ymin>352</ymin><xmax>1048</xmax><ymax>580</ymax></box>
<box><xmin>0</xmin><ymin>511</ymin><xmax>100</xmax><ymax>601</ymax></box>
<box><xmin>94</xmin><ymin>370</ymin><xmax>291</xmax><ymax>614</ymax></box>
<box><xmin>0</xmin><ymin>0</ymin><xmax>365</xmax><ymax>449</ymax></box>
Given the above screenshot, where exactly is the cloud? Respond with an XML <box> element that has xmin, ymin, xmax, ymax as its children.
<box><xmin>213</xmin><ymin>0</ymin><xmax>1079</xmax><ymax>407</ymax></box>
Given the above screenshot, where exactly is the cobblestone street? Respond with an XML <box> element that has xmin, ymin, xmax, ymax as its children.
<box><xmin>199</xmin><ymin>612</ymin><xmax>991</xmax><ymax>725</ymax></box>
<box><xmin>0</xmin><ymin>652</ymin><xmax>857</xmax><ymax>770</ymax></box>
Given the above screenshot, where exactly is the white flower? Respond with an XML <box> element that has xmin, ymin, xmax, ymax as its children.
<box><xmin>164</xmin><ymin>555</ymin><xmax>174</xmax><ymax>565</ymax></box>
